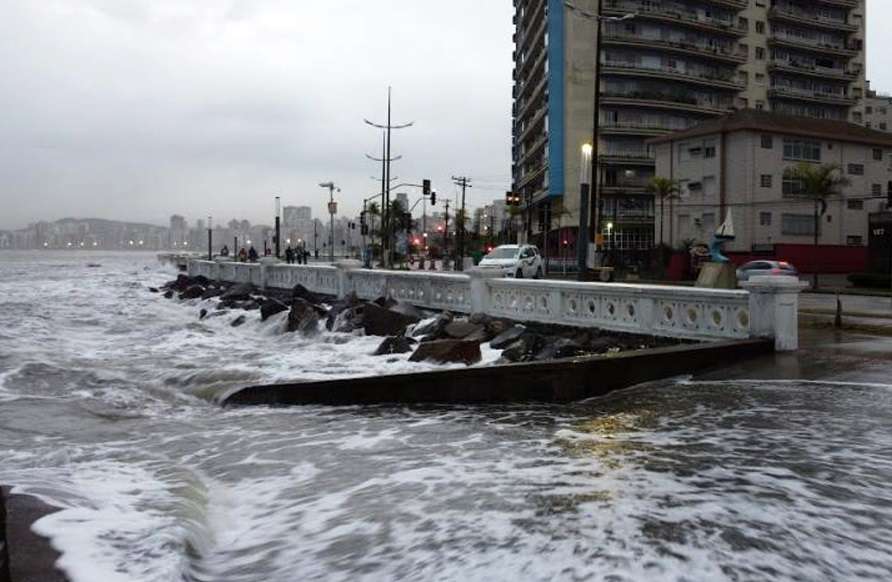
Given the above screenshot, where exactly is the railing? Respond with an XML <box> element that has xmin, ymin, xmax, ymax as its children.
<box><xmin>184</xmin><ymin>259</ymin><xmax>805</xmax><ymax>351</ymax></box>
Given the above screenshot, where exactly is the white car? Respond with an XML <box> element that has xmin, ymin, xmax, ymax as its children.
<box><xmin>478</xmin><ymin>244</ymin><xmax>544</xmax><ymax>279</ymax></box>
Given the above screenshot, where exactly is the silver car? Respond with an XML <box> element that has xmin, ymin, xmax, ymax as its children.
<box><xmin>736</xmin><ymin>260</ymin><xmax>799</xmax><ymax>282</ymax></box>
<box><xmin>478</xmin><ymin>244</ymin><xmax>544</xmax><ymax>278</ymax></box>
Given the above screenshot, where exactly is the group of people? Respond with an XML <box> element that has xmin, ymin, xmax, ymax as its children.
<box><xmin>216</xmin><ymin>244</ymin><xmax>310</xmax><ymax>264</ymax></box>
<box><xmin>284</xmin><ymin>246</ymin><xmax>311</xmax><ymax>264</ymax></box>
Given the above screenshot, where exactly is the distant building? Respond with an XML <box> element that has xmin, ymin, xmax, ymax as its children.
<box><xmin>865</xmin><ymin>82</ymin><xmax>892</xmax><ymax>133</ymax></box>
<box><xmin>651</xmin><ymin>110</ymin><xmax>892</xmax><ymax>272</ymax></box>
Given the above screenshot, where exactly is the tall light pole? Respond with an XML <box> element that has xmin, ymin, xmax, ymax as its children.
<box><xmin>274</xmin><ymin>196</ymin><xmax>281</xmax><ymax>259</ymax></box>
<box><xmin>578</xmin><ymin>143</ymin><xmax>593</xmax><ymax>280</ymax></box>
<box><xmin>207</xmin><ymin>216</ymin><xmax>213</xmax><ymax>261</ymax></box>
<box><xmin>365</xmin><ymin>87</ymin><xmax>414</xmax><ymax>267</ymax></box>
<box><xmin>565</xmin><ymin>1</ymin><xmax>635</xmax><ymax>265</ymax></box>
<box><xmin>319</xmin><ymin>182</ymin><xmax>338</xmax><ymax>263</ymax></box>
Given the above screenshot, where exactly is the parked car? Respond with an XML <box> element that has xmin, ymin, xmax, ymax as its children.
<box><xmin>478</xmin><ymin>244</ymin><xmax>544</xmax><ymax>278</ymax></box>
<box><xmin>736</xmin><ymin>260</ymin><xmax>799</xmax><ymax>282</ymax></box>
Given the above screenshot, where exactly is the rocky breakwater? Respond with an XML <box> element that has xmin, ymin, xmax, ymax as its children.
<box><xmin>156</xmin><ymin>274</ymin><xmax>685</xmax><ymax>366</ymax></box>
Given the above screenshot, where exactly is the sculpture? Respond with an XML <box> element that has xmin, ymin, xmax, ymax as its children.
<box><xmin>709</xmin><ymin>210</ymin><xmax>735</xmax><ymax>263</ymax></box>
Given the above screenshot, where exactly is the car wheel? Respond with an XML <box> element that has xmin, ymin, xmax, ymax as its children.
<box><xmin>515</xmin><ymin>268</ymin><xmax>523</xmax><ymax>279</ymax></box>
<box><xmin>534</xmin><ymin>267</ymin><xmax>543</xmax><ymax>279</ymax></box>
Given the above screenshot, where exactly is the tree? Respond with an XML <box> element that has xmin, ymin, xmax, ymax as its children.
<box><xmin>787</xmin><ymin>162</ymin><xmax>850</xmax><ymax>289</ymax></box>
<box><xmin>647</xmin><ymin>177</ymin><xmax>680</xmax><ymax>248</ymax></box>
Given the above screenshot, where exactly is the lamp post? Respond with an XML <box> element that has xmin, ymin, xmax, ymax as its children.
<box><xmin>207</xmin><ymin>216</ymin><xmax>213</xmax><ymax>261</ymax></box>
<box><xmin>578</xmin><ymin>143</ymin><xmax>593</xmax><ymax>280</ymax></box>
<box><xmin>319</xmin><ymin>182</ymin><xmax>339</xmax><ymax>263</ymax></box>
<box><xmin>274</xmin><ymin>196</ymin><xmax>281</xmax><ymax>259</ymax></box>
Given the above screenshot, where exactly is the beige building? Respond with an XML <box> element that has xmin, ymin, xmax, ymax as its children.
<box><xmin>650</xmin><ymin>110</ymin><xmax>892</xmax><ymax>253</ymax></box>
<box><xmin>512</xmin><ymin>0</ymin><xmax>867</xmax><ymax>256</ymax></box>
<box><xmin>865</xmin><ymin>81</ymin><xmax>892</xmax><ymax>132</ymax></box>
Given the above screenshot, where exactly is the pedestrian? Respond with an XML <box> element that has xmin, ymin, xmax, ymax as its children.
<box><xmin>238</xmin><ymin>247</ymin><xmax>248</xmax><ymax>262</ymax></box>
<box><xmin>248</xmin><ymin>246</ymin><xmax>258</xmax><ymax>262</ymax></box>
<box><xmin>285</xmin><ymin>246</ymin><xmax>294</xmax><ymax>264</ymax></box>
<box><xmin>220</xmin><ymin>245</ymin><xmax>230</xmax><ymax>257</ymax></box>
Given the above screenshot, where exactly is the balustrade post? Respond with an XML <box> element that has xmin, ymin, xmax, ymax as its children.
<box><xmin>741</xmin><ymin>275</ymin><xmax>804</xmax><ymax>352</ymax></box>
<box><xmin>335</xmin><ymin>260</ymin><xmax>362</xmax><ymax>299</ymax></box>
<box><xmin>469</xmin><ymin>268</ymin><xmax>501</xmax><ymax>314</ymax></box>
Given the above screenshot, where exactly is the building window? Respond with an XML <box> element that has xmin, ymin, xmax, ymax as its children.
<box><xmin>782</xmin><ymin>214</ymin><xmax>818</xmax><ymax>236</ymax></box>
<box><xmin>882</xmin><ymin>122</ymin><xmax>889</xmax><ymax>131</ymax></box>
<box><xmin>867</xmin><ymin>106</ymin><xmax>874</xmax><ymax>114</ymax></box>
<box><xmin>783</xmin><ymin>139</ymin><xmax>821</xmax><ymax>162</ymax></box>
<box><xmin>704</xmin><ymin>144</ymin><xmax>717</xmax><ymax>158</ymax></box>
<box><xmin>782</xmin><ymin>174</ymin><xmax>805</xmax><ymax>197</ymax></box>
<box><xmin>874</xmin><ymin>148</ymin><xmax>884</xmax><ymax>161</ymax></box>
<box><xmin>761</xmin><ymin>135</ymin><xmax>773</xmax><ymax>149</ymax></box>
<box><xmin>872</xmin><ymin>184</ymin><xmax>882</xmax><ymax>197</ymax></box>
<box><xmin>847</xmin><ymin>235</ymin><xmax>864</xmax><ymax>246</ymax></box>
<box><xmin>848</xmin><ymin>163</ymin><xmax>865</xmax><ymax>175</ymax></box>
<box><xmin>755</xmin><ymin>47</ymin><xmax>765</xmax><ymax>60</ymax></box>
<box><xmin>848</xmin><ymin>199</ymin><xmax>865</xmax><ymax>210</ymax></box>
<box><xmin>761</xmin><ymin>174</ymin><xmax>772</xmax><ymax>188</ymax></box>
<box><xmin>760</xmin><ymin>212</ymin><xmax>772</xmax><ymax>226</ymax></box>
<box><xmin>756</xmin><ymin>21</ymin><xmax>765</xmax><ymax>34</ymax></box>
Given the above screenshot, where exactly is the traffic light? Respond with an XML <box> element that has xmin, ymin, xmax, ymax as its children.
<box><xmin>506</xmin><ymin>191</ymin><xmax>521</xmax><ymax>206</ymax></box>
<box><xmin>430</xmin><ymin>191</ymin><xmax>436</xmax><ymax>206</ymax></box>
<box><xmin>422</xmin><ymin>179</ymin><xmax>431</xmax><ymax>196</ymax></box>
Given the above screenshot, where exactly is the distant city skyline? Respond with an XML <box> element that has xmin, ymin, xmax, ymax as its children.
<box><xmin>2</xmin><ymin>1</ymin><xmax>892</xmax><ymax>230</ymax></box>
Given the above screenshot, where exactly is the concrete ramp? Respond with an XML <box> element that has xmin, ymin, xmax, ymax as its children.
<box><xmin>224</xmin><ymin>340</ymin><xmax>773</xmax><ymax>407</ymax></box>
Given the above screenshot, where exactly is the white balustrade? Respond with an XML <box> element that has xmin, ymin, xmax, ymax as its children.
<box><xmin>184</xmin><ymin>259</ymin><xmax>800</xmax><ymax>350</ymax></box>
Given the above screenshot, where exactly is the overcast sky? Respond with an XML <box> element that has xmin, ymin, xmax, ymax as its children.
<box><xmin>1</xmin><ymin>1</ymin><xmax>890</xmax><ymax>230</ymax></box>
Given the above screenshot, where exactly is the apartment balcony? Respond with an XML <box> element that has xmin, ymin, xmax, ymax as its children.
<box><xmin>602</xmin><ymin>33</ymin><xmax>746</xmax><ymax>64</ymax></box>
<box><xmin>600</xmin><ymin>122</ymin><xmax>684</xmax><ymax>137</ymax></box>
<box><xmin>517</xmin><ymin>132</ymin><xmax>549</xmax><ymax>167</ymax></box>
<box><xmin>600</xmin><ymin>152</ymin><xmax>657</xmax><ymax>166</ymax></box>
<box><xmin>517</xmin><ymin>71</ymin><xmax>548</xmax><ymax>107</ymax></box>
<box><xmin>814</xmin><ymin>0</ymin><xmax>858</xmax><ymax>8</ymax></box>
<box><xmin>517</xmin><ymin>162</ymin><xmax>548</xmax><ymax>190</ymax></box>
<box><xmin>768</xmin><ymin>36</ymin><xmax>859</xmax><ymax>58</ymax></box>
<box><xmin>600</xmin><ymin>180</ymin><xmax>651</xmax><ymax>195</ymax></box>
<box><xmin>768</xmin><ymin>60</ymin><xmax>857</xmax><ymax>81</ymax></box>
<box><xmin>769</xmin><ymin>86</ymin><xmax>856</xmax><ymax>106</ymax></box>
<box><xmin>601</xmin><ymin>63</ymin><xmax>744</xmax><ymax>91</ymax></box>
<box><xmin>516</xmin><ymin>13</ymin><xmax>548</xmax><ymax>75</ymax></box>
<box><xmin>702</xmin><ymin>0</ymin><xmax>747</xmax><ymax>9</ymax></box>
<box><xmin>516</xmin><ymin>107</ymin><xmax>548</xmax><ymax>144</ymax></box>
<box><xmin>517</xmin><ymin>36</ymin><xmax>548</xmax><ymax>82</ymax></box>
<box><xmin>768</xmin><ymin>7</ymin><xmax>858</xmax><ymax>32</ymax></box>
<box><xmin>602</xmin><ymin>92</ymin><xmax>734</xmax><ymax>116</ymax></box>
<box><xmin>604</xmin><ymin>1</ymin><xmax>747</xmax><ymax>37</ymax></box>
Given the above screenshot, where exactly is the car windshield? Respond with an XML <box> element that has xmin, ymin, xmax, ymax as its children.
<box><xmin>486</xmin><ymin>247</ymin><xmax>518</xmax><ymax>259</ymax></box>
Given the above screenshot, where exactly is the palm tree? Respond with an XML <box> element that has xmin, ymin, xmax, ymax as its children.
<box><xmin>787</xmin><ymin>162</ymin><xmax>850</xmax><ymax>289</ymax></box>
<box><xmin>647</xmin><ymin>177</ymin><xmax>680</xmax><ymax>248</ymax></box>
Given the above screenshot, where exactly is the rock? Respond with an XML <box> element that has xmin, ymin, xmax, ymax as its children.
<box><xmin>201</xmin><ymin>287</ymin><xmax>223</xmax><ymax>300</ymax></box>
<box><xmin>287</xmin><ymin>298</ymin><xmax>322</xmax><ymax>334</ymax></box>
<box><xmin>586</xmin><ymin>337</ymin><xmax>616</xmax><ymax>354</ymax></box>
<box><xmin>192</xmin><ymin>275</ymin><xmax>211</xmax><ymax>287</ymax></box>
<box><xmin>499</xmin><ymin>333</ymin><xmax>546</xmax><ymax>363</ymax></box>
<box><xmin>329</xmin><ymin>305</ymin><xmax>365</xmax><ymax>333</ymax></box>
<box><xmin>411</xmin><ymin>312</ymin><xmax>453</xmax><ymax>339</ymax></box>
<box><xmin>199</xmin><ymin>308</ymin><xmax>208</xmax><ymax>320</ymax></box>
<box><xmin>325</xmin><ymin>292</ymin><xmax>362</xmax><ymax>330</ymax></box>
<box><xmin>148</xmin><ymin>287</ymin><xmax>159</xmax><ymax>293</ymax></box>
<box><xmin>469</xmin><ymin>313</ymin><xmax>492</xmax><ymax>326</ymax></box>
<box><xmin>535</xmin><ymin>338</ymin><xmax>586</xmax><ymax>361</ymax></box>
<box><xmin>444</xmin><ymin>319</ymin><xmax>485</xmax><ymax>340</ymax></box>
<box><xmin>260</xmin><ymin>298</ymin><xmax>289</xmax><ymax>321</ymax></box>
<box><xmin>163</xmin><ymin>290</ymin><xmax>174</xmax><ymax>299</ymax></box>
<box><xmin>179</xmin><ymin>285</ymin><xmax>206</xmax><ymax>300</ymax></box>
<box><xmin>389</xmin><ymin>301</ymin><xmax>424</xmax><ymax>320</ymax></box>
<box><xmin>409</xmin><ymin>339</ymin><xmax>482</xmax><ymax>365</ymax></box>
<box><xmin>235</xmin><ymin>299</ymin><xmax>260</xmax><ymax>311</ymax></box>
<box><xmin>363</xmin><ymin>302</ymin><xmax>421</xmax><ymax>337</ymax></box>
<box><xmin>486</xmin><ymin>319</ymin><xmax>510</xmax><ymax>337</ymax></box>
<box><xmin>374</xmin><ymin>335</ymin><xmax>417</xmax><ymax>355</ymax></box>
<box><xmin>168</xmin><ymin>274</ymin><xmax>193</xmax><ymax>291</ymax></box>
<box><xmin>292</xmin><ymin>284</ymin><xmax>323</xmax><ymax>304</ymax></box>
<box><xmin>230</xmin><ymin>314</ymin><xmax>247</xmax><ymax>327</ymax></box>
<box><xmin>373</xmin><ymin>295</ymin><xmax>398</xmax><ymax>309</ymax></box>
<box><xmin>489</xmin><ymin>325</ymin><xmax>527</xmax><ymax>349</ymax></box>
<box><xmin>221</xmin><ymin>282</ymin><xmax>254</xmax><ymax>301</ymax></box>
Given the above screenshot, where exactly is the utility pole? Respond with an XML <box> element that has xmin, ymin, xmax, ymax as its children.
<box><xmin>444</xmin><ymin>200</ymin><xmax>451</xmax><ymax>269</ymax></box>
<box><xmin>313</xmin><ymin>220</ymin><xmax>318</xmax><ymax>258</ymax></box>
<box><xmin>207</xmin><ymin>216</ymin><xmax>213</xmax><ymax>260</ymax></box>
<box><xmin>365</xmin><ymin>87</ymin><xmax>414</xmax><ymax>268</ymax></box>
<box><xmin>274</xmin><ymin>196</ymin><xmax>281</xmax><ymax>259</ymax></box>
<box><xmin>319</xmin><ymin>183</ymin><xmax>339</xmax><ymax>263</ymax></box>
<box><xmin>451</xmin><ymin>176</ymin><xmax>472</xmax><ymax>271</ymax></box>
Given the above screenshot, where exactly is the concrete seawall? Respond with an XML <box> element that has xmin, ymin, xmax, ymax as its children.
<box><xmin>1</xmin><ymin>487</ymin><xmax>67</xmax><ymax>582</ymax></box>
<box><xmin>225</xmin><ymin>339</ymin><xmax>773</xmax><ymax>406</ymax></box>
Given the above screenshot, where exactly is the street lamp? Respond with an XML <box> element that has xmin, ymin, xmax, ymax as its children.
<box><xmin>319</xmin><ymin>182</ymin><xmax>339</xmax><ymax>263</ymax></box>
<box><xmin>578</xmin><ymin>142</ymin><xmax>593</xmax><ymax>280</ymax></box>
<box><xmin>565</xmin><ymin>1</ymin><xmax>635</xmax><ymax>265</ymax></box>
<box><xmin>274</xmin><ymin>196</ymin><xmax>281</xmax><ymax>259</ymax></box>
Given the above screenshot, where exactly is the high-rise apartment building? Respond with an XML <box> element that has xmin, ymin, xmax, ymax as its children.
<box><xmin>512</xmin><ymin>0</ymin><xmax>866</xmax><ymax>257</ymax></box>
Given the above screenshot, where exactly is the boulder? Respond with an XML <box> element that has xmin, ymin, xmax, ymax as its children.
<box><xmin>221</xmin><ymin>282</ymin><xmax>254</xmax><ymax>302</ymax></box>
<box><xmin>201</xmin><ymin>287</ymin><xmax>223</xmax><ymax>300</ymax></box>
<box><xmin>192</xmin><ymin>275</ymin><xmax>211</xmax><ymax>287</ymax></box>
<box><xmin>485</xmin><ymin>319</ymin><xmax>510</xmax><ymax>337</ymax></box>
<box><xmin>411</xmin><ymin>312</ymin><xmax>453</xmax><ymax>339</ymax></box>
<box><xmin>363</xmin><ymin>302</ymin><xmax>421</xmax><ymax>337</ymax></box>
<box><xmin>148</xmin><ymin>287</ymin><xmax>159</xmax><ymax>293</ymax></box>
<box><xmin>235</xmin><ymin>299</ymin><xmax>260</xmax><ymax>311</ymax></box>
<box><xmin>292</xmin><ymin>284</ymin><xmax>324</xmax><ymax>304</ymax></box>
<box><xmin>163</xmin><ymin>290</ymin><xmax>174</xmax><ymax>299</ymax></box>
<box><xmin>586</xmin><ymin>337</ymin><xmax>616</xmax><ymax>354</ymax></box>
<box><xmin>409</xmin><ymin>339</ymin><xmax>482</xmax><ymax>365</ymax></box>
<box><xmin>374</xmin><ymin>335</ymin><xmax>417</xmax><ymax>356</ymax></box>
<box><xmin>199</xmin><ymin>308</ymin><xmax>208</xmax><ymax>320</ymax></box>
<box><xmin>389</xmin><ymin>301</ymin><xmax>424</xmax><ymax>320</ymax></box>
<box><xmin>179</xmin><ymin>285</ymin><xmax>206</xmax><ymax>300</ymax></box>
<box><xmin>168</xmin><ymin>274</ymin><xmax>193</xmax><ymax>291</ymax></box>
<box><xmin>287</xmin><ymin>298</ymin><xmax>322</xmax><ymax>335</ymax></box>
<box><xmin>535</xmin><ymin>338</ymin><xmax>586</xmax><ymax>361</ymax></box>
<box><xmin>490</xmin><ymin>325</ymin><xmax>527</xmax><ymax>349</ymax></box>
<box><xmin>230</xmin><ymin>314</ymin><xmax>247</xmax><ymax>328</ymax></box>
<box><xmin>329</xmin><ymin>305</ymin><xmax>365</xmax><ymax>333</ymax></box>
<box><xmin>444</xmin><ymin>319</ymin><xmax>485</xmax><ymax>340</ymax></box>
<box><xmin>325</xmin><ymin>292</ymin><xmax>362</xmax><ymax>330</ymax></box>
<box><xmin>373</xmin><ymin>295</ymin><xmax>398</xmax><ymax>309</ymax></box>
<box><xmin>260</xmin><ymin>298</ymin><xmax>289</xmax><ymax>321</ymax></box>
<box><xmin>499</xmin><ymin>333</ymin><xmax>546</xmax><ymax>363</ymax></box>
<box><xmin>469</xmin><ymin>313</ymin><xmax>492</xmax><ymax>326</ymax></box>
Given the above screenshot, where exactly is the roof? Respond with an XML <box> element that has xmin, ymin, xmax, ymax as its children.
<box><xmin>648</xmin><ymin>109</ymin><xmax>892</xmax><ymax>147</ymax></box>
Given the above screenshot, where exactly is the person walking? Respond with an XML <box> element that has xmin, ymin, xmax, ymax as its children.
<box><xmin>285</xmin><ymin>246</ymin><xmax>294</xmax><ymax>264</ymax></box>
<box><xmin>248</xmin><ymin>246</ymin><xmax>258</xmax><ymax>262</ymax></box>
<box><xmin>219</xmin><ymin>245</ymin><xmax>230</xmax><ymax>257</ymax></box>
<box><xmin>238</xmin><ymin>247</ymin><xmax>248</xmax><ymax>262</ymax></box>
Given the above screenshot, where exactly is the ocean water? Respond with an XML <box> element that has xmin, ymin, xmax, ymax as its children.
<box><xmin>2</xmin><ymin>251</ymin><xmax>892</xmax><ymax>582</ymax></box>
